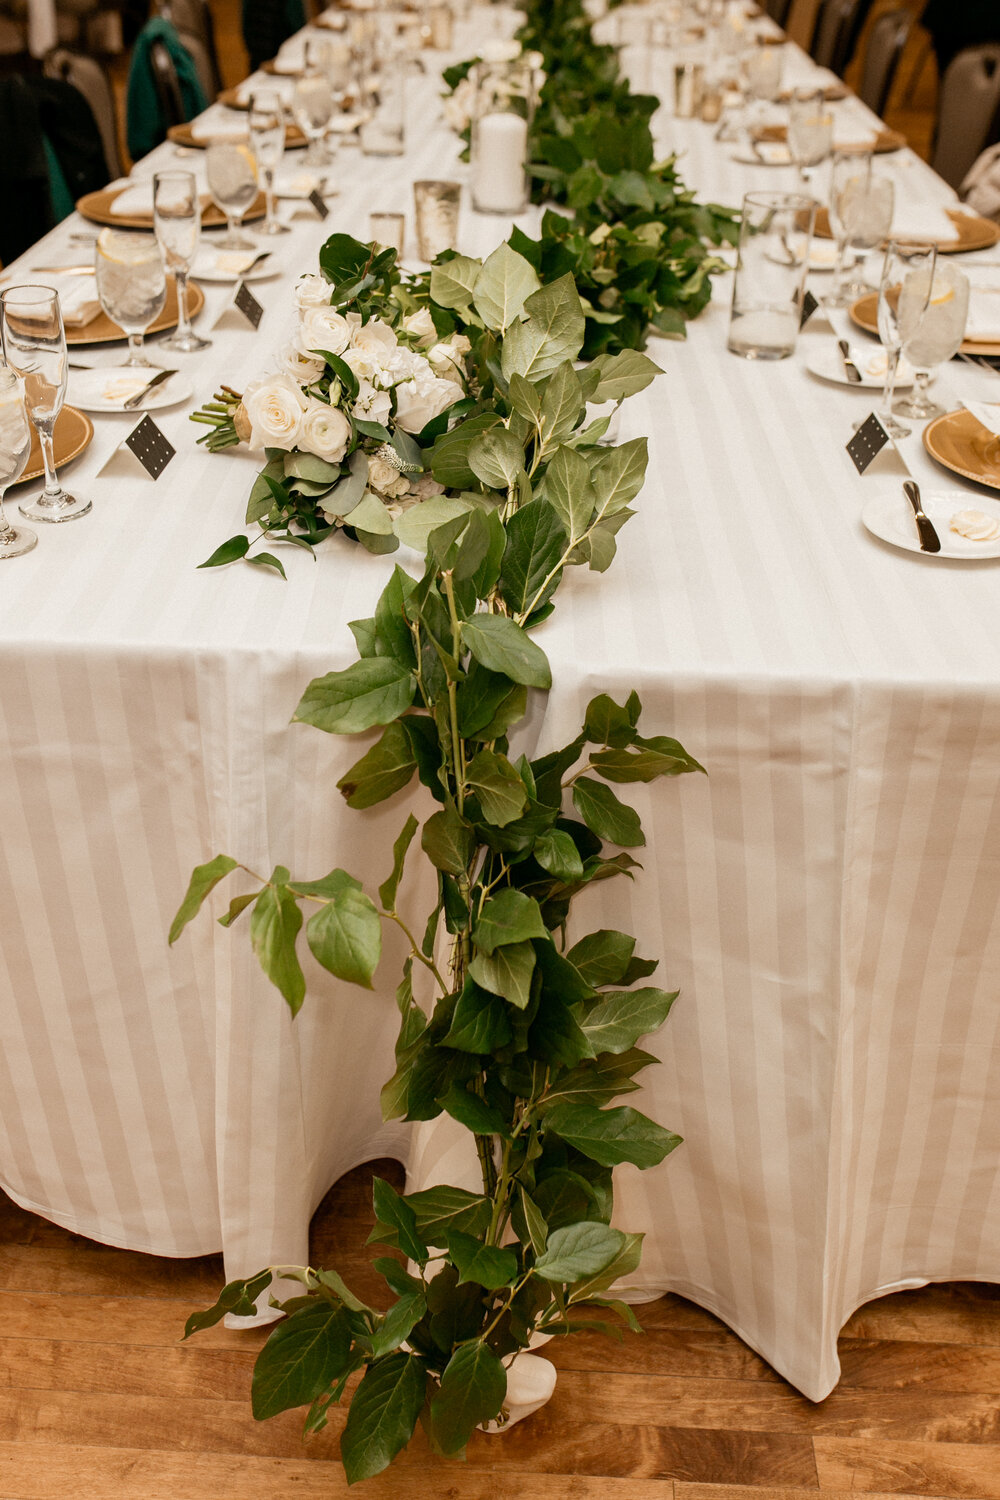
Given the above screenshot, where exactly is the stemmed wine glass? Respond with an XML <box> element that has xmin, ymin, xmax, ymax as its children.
<box><xmin>0</xmin><ymin>369</ymin><xmax>38</xmax><ymax>557</ymax></box>
<box><xmin>153</xmin><ymin>170</ymin><xmax>211</xmax><ymax>352</ymax></box>
<box><xmin>894</xmin><ymin>250</ymin><xmax>969</xmax><ymax>422</ymax></box>
<box><xmin>248</xmin><ymin>89</ymin><xmax>291</xmax><ymax>236</ymax></box>
<box><xmin>788</xmin><ymin>88</ymin><xmax>833</xmax><ymax>189</ymax></box>
<box><xmin>743</xmin><ymin>42</ymin><xmax>783</xmax><ymax>135</ymax></box>
<box><xmin>292</xmin><ymin>60</ymin><xmax>335</xmax><ymax>169</ymax></box>
<box><xmin>875</xmin><ymin>240</ymin><xmax>918</xmax><ymax>438</ymax></box>
<box><xmin>206</xmin><ymin>142</ymin><xmax>260</xmax><ymax>251</ymax></box>
<box><xmin>94</xmin><ymin>229</ymin><xmax>167</xmax><ymax>368</ymax></box>
<box><xmin>826</xmin><ymin>153</ymin><xmax>894</xmax><ymax>308</ymax></box>
<box><xmin>0</xmin><ymin>285</ymin><xmax>91</xmax><ymax>523</ymax></box>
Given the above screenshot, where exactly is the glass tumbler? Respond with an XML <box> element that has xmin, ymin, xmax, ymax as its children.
<box><xmin>0</xmin><ymin>369</ymin><xmax>38</xmax><ymax>557</ymax></box>
<box><xmin>727</xmin><ymin>191</ymin><xmax>816</xmax><ymax>360</ymax></box>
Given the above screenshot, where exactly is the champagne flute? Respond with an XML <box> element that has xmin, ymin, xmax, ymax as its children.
<box><xmin>826</xmin><ymin>153</ymin><xmax>892</xmax><ymax>307</ymax></box>
<box><xmin>0</xmin><ymin>369</ymin><xmax>38</xmax><ymax>557</ymax></box>
<box><xmin>875</xmin><ymin>240</ymin><xmax>922</xmax><ymax>438</ymax></box>
<box><xmin>788</xmin><ymin>88</ymin><xmax>833</xmax><ymax>189</ymax></box>
<box><xmin>0</xmin><ymin>285</ymin><xmax>91</xmax><ymax>523</ymax></box>
<box><xmin>153</xmin><ymin>170</ymin><xmax>211</xmax><ymax>352</ymax></box>
<box><xmin>894</xmin><ymin>252</ymin><xmax>970</xmax><ymax>422</ymax></box>
<box><xmin>248</xmin><ymin>89</ymin><xmax>291</xmax><ymax>236</ymax></box>
<box><xmin>94</xmin><ymin>229</ymin><xmax>167</xmax><ymax>368</ymax></box>
<box><xmin>744</xmin><ymin>41</ymin><xmax>783</xmax><ymax>135</ymax></box>
<box><xmin>206</xmin><ymin>142</ymin><xmax>260</xmax><ymax>251</ymax></box>
<box><xmin>292</xmin><ymin>64</ymin><xmax>334</xmax><ymax>169</ymax></box>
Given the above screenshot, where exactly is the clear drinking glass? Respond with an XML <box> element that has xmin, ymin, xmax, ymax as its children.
<box><xmin>826</xmin><ymin>153</ymin><xmax>894</xmax><ymax>307</ymax></box>
<box><xmin>292</xmin><ymin>65</ymin><xmax>335</xmax><ymax>168</ymax></box>
<box><xmin>359</xmin><ymin>50</ymin><xmax>406</xmax><ymax>156</ymax></box>
<box><xmin>206</xmin><ymin>142</ymin><xmax>259</xmax><ymax>251</ymax></box>
<box><xmin>875</xmin><ymin>240</ymin><xmax>917</xmax><ymax>438</ymax></box>
<box><xmin>727</xmin><ymin>191</ymin><xmax>816</xmax><ymax>359</ymax></box>
<box><xmin>0</xmin><ymin>286</ymin><xmax>91</xmax><ymax>523</ymax></box>
<box><xmin>0</xmin><ymin>370</ymin><xmax>38</xmax><ymax>557</ymax></box>
<box><xmin>413</xmin><ymin>180</ymin><xmax>461</xmax><ymax>262</ymax></box>
<box><xmin>153</xmin><ymin>170</ymin><xmax>211</xmax><ymax>352</ymax></box>
<box><xmin>894</xmin><ymin>251</ymin><xmax>970</xmax><ymax>421</ymax></box>
<box><xmin>94</xmin><ymin>228</ymin><xmax>167</xmax><ymax>368</ymax></box>
<box><xmin>788</xmin><ymin>88</ymin><xmax>833</xmax><ymax>188</ymax></box>
<box><xmin>744</xmin><ymin>41</ymin><xmax>783</xmax><ymax>131</ymax></box>
<box><xmin>248</xmin><ymin>89</ymin><xmax>291</xmax><ymax>236</ymax></box>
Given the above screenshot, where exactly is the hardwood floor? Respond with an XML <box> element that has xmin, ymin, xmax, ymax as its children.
<box><xmin>2</xmin><ymin>1161</ymin><xmax>999</xmax><ymax>1499</ymax></box>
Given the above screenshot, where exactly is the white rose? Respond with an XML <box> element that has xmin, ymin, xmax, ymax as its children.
<box><xmin>342</xmin><ymin>344</ymin><xmax>385</xmax><ymax>386</ymax></box>
<box><xmin>402</xmin><ymin>307</ymin><xmax>436</xmax><ymax>344</ymax></box>
<box><xmin>481</xmin><ymin>38</ymin><xmax>521</xmax><ymax>62</ymax></box>
<box><xmin>295</xmin><ymin>273</ymin><xmax>333</xmax><ymax>311</ymax></box>
<box><xmin>352</xmin><ymin>381</ymin><xmax>393</xmax><ymax>425</ymax></box>
<box><xmin>427</xmin><ymin>337</ymin><xmax>470</xmax><ymax>378</ymax></box>
<box><xmin>299</xmin><ymin>399</ymin><xmax>352</xmax><ymax>463</ymax></box>
<box><xmin>299</xmin><ymin>306</ymin><xmax>352</xmax><ymax>359</ymax></box>
<box><xmin>368</xmin><ymin>454</ymin><xmax>411</xmax><ymax>498</ymax></box>
<box><xmin>411</xmin><ymin>471</ymin><xmax>445</xmax><ymax>500</ymax></box>
<box><xmin>394</xmin><ymin>373</ymin><xmax>464</xmax><ymax>434</ymax></box>
<box><xmin>350</xmin><ymin>316</ymin><xmax>399</xmax><ymax>360</ymax></box>
<box><xmin>277</xmin><ymin>342</ymin><xmax>326</xmax><ymax>384</ymax></box>
<box><xmin>242</xmin><ymin>372</ymin><xmax>308</xmax><ymax>451</ymax></box>
<box><xmin>442</xmin><ymin>77</ymin><xmax>476</xmax><ymax>133</ymax></box>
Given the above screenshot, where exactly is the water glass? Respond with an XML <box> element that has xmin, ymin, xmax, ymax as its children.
<box><xmin>826</xmin><ymin>153</ymin><xmax>894</xmax><ymax>307</ymax></box>
<box><xmin>727</xmin><ymin>191</ymin><xmax>816</xmax><ymax>360</ymax></box>
<box><xmin>744</xmin><ymin>41</ymin><xmax>783</xmax><ymax>128</ymax></box>
<box><xmin>369</xmin><ymin>212</ymin><xmax>405</xmax><ymax>255</ymax></box>
<box><xmin>0</xmin><ymin>285</ymin><xmax>91</xmax><ymax>522</ymax></box>
<box><xmin>788</xmin><ymin>88</ymin><xmax>833</xmax><ymax>187</ymax></box>
<box><xmin>248</xmin><ymin>89</ymin><xmax>291</xmax><ymax>236</ymax></box>
<box><xmin>292</xmin><ymin>66</ymin><xmax>334</xmax><ymax>168</ymax></box>
<box><xmin>413</xmin><ymin>180</ymin><xmax>461</xmax><ymax>262</ymax></box>
<box><xmin>206</xmin><ymin>142</ymin><xmax>259</xmax><ymax>250</ymax></box>
<box><xmin>153</xmin><ymin>170</ymin><xmax>211</xmax><ymax>353</ymax></box>
<box><xmin>875</xmin><ymin>241</ymin><xmax>915</xmax><ymax>438</ymax></box>
<box><xmin>0</xmin><ymin>370</ymin><xmax>37</xmax><ymax>557</ymax></box>
<box><xmin>359</xmin><ymin>52</ymin><xmax>406</xmax><ymax>156</ymax></box>
<box><xmin>94</xmin><ymin>228</ymin><xmax>167</xmax><ymax>368</ymax></box>
<box><xmin>894</xmin><ymin>250</ymin><xmax>969</xmax><ymax>421</ymax></box>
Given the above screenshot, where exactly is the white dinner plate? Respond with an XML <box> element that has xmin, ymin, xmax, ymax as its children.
<box><xmin>731</xmin><ymin>144</ymin><xmax>792</xmax><ymax>166</ymax></box>
<box><xmin>806</xmin><ymin>343</ymin><xmax>914</xmax><ymax>389</ymax></box>
<box><xmin>862</xmin><ymin>489</ymin><xmax>1000</xmax><ymax>558</ymax></box>
<box><xmin>807</xmin><ymin>241</ymin><xmax>839</xmax><ymax>272</ymax></box>
<box><xmin>68</xmin><ymin>366</ymin><xmax>193</xmax><ymax>414</ymax></box>
<box><xmin>191</xmin><ymin>249</ymin><xmax>281</xmax><ymax>283</ymax></box>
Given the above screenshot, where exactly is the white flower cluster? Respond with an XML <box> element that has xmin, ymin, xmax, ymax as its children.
<box><xmin>239</xmin><ymin>275</ymin><xmax>468</xmax><ymax>463</ymax></box>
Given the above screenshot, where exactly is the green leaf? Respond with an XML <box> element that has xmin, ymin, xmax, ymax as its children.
<box><xmin>506</xmin><ymin>371</ymin><xmax>543</xmax><ymax>425</ymax></box>
<box><xmin>473</xmin><ymin>242</ymin><xmax>541</xmax><ymax>332</ymax></box>
<box><xmin>344</xmin><ymin>492</ymin><xmax>395</xmax><ymax>536</ymax></box>
<box><xmin>428</xmin><ymin>1342</ymin><xmax>506</xmax><ymax>1456</ymax></box>
<box><xmin>463</xmin><ymin>614</ymin><xmax>551</xmax><ymax>689</ymax></box>
<box><xmin>465</xmin><ymin>748</ymin><xmax>528</xmax><ymax>828</ymax></box>
<box><xmin>589</xmin><ymin>745</ymin><xmax>691</xmax><ymax>783</ymax></box>
<box><xmin>438</xmin><ymin>1080</ymin><xmax>510</xmax><ymax>1136</ymax></box>
<box><xmin>245</xmin><ymin>551</ymin><xmax>288</xmax><ymax>579</ymax></box>
<box><xmin>183</xmin><ymin>1269</ymin><xmax>273</xmax><ymax>1337</ymax></box>
<box><xmin>252</xmin><ymin>1301</ymin><xmax>354</xmax><ymax>1419</ymax></box>
<box><xmin>294</xmin><ymin>659</ymin><xmax>415</xmax><ymax>736</ymax></box>
<box><xmin>284</xmin><ymin>451</ymin><xmax>342</xmax><ymax>484</ymax></box>
<box><xmin>197</xmin><ymin>534</ymin><xmax>250</xmax><ymax>569</ymax></box>
<box><xmin>368</xmin><ymin>1289</ymin><xmax>427</xmax><ymax>1361</ymax></box>
<box><xmin>537</xmin><ymin>360</ymin><xmax>585</xmax><ymax>451</ymax></box>
<box><xmin>217</xmin><ymin>889</ymin><xmax>257</xmax><ymax>929</ymax></box>
<box><xmin>537</xmin><ymin>1049</ymin><xmax>657</xmax><ymax>1111</ymax></box>
<box><xmin>475</xmin><ymin>888</ymin><xmax>548</xmax><ymax>955</ymax></box>
<box><xmin>501</xmin><ymin>274</ymin><xmax>586</xmax><ymax>383</ymax></box>
<box><xmin>534</xmin><ymin>1221</ymin><xmax>627</xmax><ymax>1283</ymax></box>
<box><xmin>572</xmin><ymin>777</ymin><xmax>645</xmax><ymax>847</ymax></box>
<box><xmin>588</xmin><ymin>349</ymin><xmax>662</xmax><ymax>402</ymax></box>
<box><xmin>394</xmin><ymin>495</ymin><xmax>474</xmax><ymax>551</ymax></box>
<box><xmin>544</xmin><ymin>1102</ymin><xmax>682</xmax><ymax>1169</ymax></box>
<box><xmin>340</xmin><ymin>1352</ymin><xmax>427</xmax><ymax>1485</ymax></box>
<box><xmin>533</xmin><ymin>829</ymin><xmax>584</xmax><ymax>883</ymax></box>
<box><xmin>584</xmin><ymin>691</ymin><xmax>640</xmax><ymax>749</ymax></box>
<box><xmin>567</xmin><ymin>1231</ymin><xmax>645</xmax><ymax>1304</ymax></box>
<box><xmin>430</xmin><ymin>253</ymin><xmax>483</xmax><ymax>310</ymax></box>
<box><xmin>442</xmin><ymin>978</ymin><xmax>513</xmax><ymax>1053</ymax></box>
<box><xmin>250</xmin><ymin>876</ymin><xmax>305</xmax><ymax>1014</ymax></box>
<box><xmin>324</xmin><ymin>449</ymin><xmax>369</xmax><ymax>518</ymax></box>
<box><xmin>405</xmin><ymin>1185</ymin><xmax>492</xmax><ymax>1245</ymax></box>
<box><xmin>429</xmin><ymin>413</ymin><xmax>501</xmax><ymax>489</ymax></box>
<box><xmin>287</xmin><ymin>868</ymin><xmax>361</xmax><ymax>901</ymax></box>
<box><xmin>378</xmin><ymin>812</ymin><xmax>419</xmax><ymax>912</ymax></box>
<box><xmin>565</xmin><ymin>930</ymin><xmax>636</xmax><ymax>989</ymax></box>
<box><xmin>446</xmin><ymin>1229</ymin><xmax>518</xmax><ymax>1290</ymax></box>
<box><xmin>336</xmin><ymin>721</ymin><xmax>417</xmax><ymax>809</ymax></box>
<box><xmin>349</xmin><ymin>616</ymin><xmax>378</xmax><ymax>657</ymax></box>
<box><xmin>544</xmin><ymin>444</ymin><xmax>595</xmax><ymax>544</ymax></box>
<box><xmin>589</xmin><ymin>437</ymin><xmax>648</xmax><ymax>518</ymax></box>
<box><xmin>170</xmin><ymin>854</ymin><xmax>238</xmax><ymax>943</ymax></box>
<box><xmin>519</xmin><ymin>1186</ymin><xmax>548</xmax><ymax>1255</ymax></box>
<box><xmin>374</xmin><ymin>565</ymin><xmax>418</xmax><ymax>667</ymax></box>
<box><xmin>421</xmin><ymin>807</ymin><xmax>474</xmax><ymax>875</ymax></box>
<box><xmin>468</xmin><ymin>938</ymin><xmax>535</xmax><ymax>1010</ymax></box>
<box><xmin>306</xmin><ymin>886</ymin><xmax>382</xmax><ymax>989</ymax></box>
<box><xmin>468</xmin><ymin>428</ymin><xmax>526</xmax><ymax>491</ymax></box>
<box><xmin>580</xmin><ymin>987</ymin><xmax>678</xmax><ymax>1055</ymax></box>
<box><xmin>314</xmin><ymin>1266</ymin><xmax>372</xmax><ymax>1313</ymax></box>
<box><xmin>499</xmin><ymin>499</ymin><xmax>567</xmax><ymax>616</ymax></box>
<box><xmin>370</xmin><ymin>1176</ymin><xmax>428</xmax><ymax>1262</ymax></box>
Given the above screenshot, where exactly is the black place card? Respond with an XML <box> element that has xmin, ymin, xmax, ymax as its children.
<box><xmin>234</xmin><ymin>280</ymin><xmax>264</xmax><ymax>330</ymax></box>
<box><xmin>126</xmin><ymin>414</ymin><xmax>175</xmax><ymax>479</ymax></box>
<box><xmin>846</xmin><ymin>412</ymin><xmax>891</xmax><ymax>475</ymax></box>
<box><xmin>800</xmin><ymin>289</ymin><xmax>819</xmax><ymax>329</ymax></box>
<box><xmin>309</xmin><ymin>187</ymin><xmax>329</xmax><ymax>220</ymax></box>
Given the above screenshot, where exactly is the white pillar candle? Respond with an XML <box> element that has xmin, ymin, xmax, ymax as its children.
<box><xmin>473</xmin><ymin>112</ymin><xmax>529</xmax><ymax>215</ymax></box>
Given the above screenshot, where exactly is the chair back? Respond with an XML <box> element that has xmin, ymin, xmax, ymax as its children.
<box><xmin>45</xmin><ymin>46</ymin><xmax>122</xmax><ymax>181</ymax></box>
<box><xmin>176</xmin><ymin>25</ymin><xmax>217</xmax><ymax>102</ymax></box>
<box><xmin>857</xmin><ymin>6</ymin><xmax>912</xmax><ymax>118</ymax></box>
<box><xmin>764</xmin><ymin>0</ymin><xmax>794</xmax><ymax>27</ymax></box>
<box><xmin>163</xmin><ymin>0</ymin><xmax>222</xmax><ymax>95</ymax></box>
<box><xmin>150</xmin><ymin>35</ymin><xmax>186</xmax><ymax>128</ymax></box>
<box><xmin>810</xmin><ymin>0</ymin><xmax>856</xmax><ymax>69</ymax></box>
<box><xmin>933</xmin><ymin>45</ymin><xmax>1000</xmax><ymax>190</ymax></box>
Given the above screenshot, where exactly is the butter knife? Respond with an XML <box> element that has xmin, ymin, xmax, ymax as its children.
<box><xmin>123</xmin><ymin>368</ymin><xmax>176</xmax><ymax>410</ymax></box>
<box><xmin>903</xmin><ymin>479</ymin><xmax>941</xmax><ymax>553</ymax></box>
<box><xmin>837</xmin><ymin>339</ymin><xmax>863</xmax><ymax>384</ymax></box>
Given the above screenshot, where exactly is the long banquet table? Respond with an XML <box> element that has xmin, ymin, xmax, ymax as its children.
<box><xmin>2</xmin><ymin>4</ymin><xmax>1000</xmax><ymax>1404</ymax></box>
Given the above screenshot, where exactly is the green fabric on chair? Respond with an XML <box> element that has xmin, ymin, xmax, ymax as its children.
<box><xmin>42</xmin><ymin>133</ymin><xmax>75</xmax><ymax>225</ymax></box>
<box><xmin>126</xmin><ymin>16</ymin><xmax>208</xmax><ymax>163</ymax></box>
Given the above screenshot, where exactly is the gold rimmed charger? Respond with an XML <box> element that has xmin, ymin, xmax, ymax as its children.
<box><xmin>923</xmin><ymin>409</ymin><xmax>1000</xmax><ymax>493</ymax></box>
<box><xmin>813</xmin><ymin>205</ymin><xmax>1000</xmax><ymax>254</ymax></box>
<box><xmin>756</xmin><ymin>123</ymin><xmax>905</xmax><ymax>154</ymax></box>
<box><xmin>167</xmin><ymin>120</ymin><xmax>308</xmax><ymax>149</ymax></box>
<box><xmin>848</xmin><ymin>291</ymin><xmax>1000</xmax><ymax>358</ymax></box>
<box><xmin>76</xmin><ymin>186</ymin><xmax>266</xmax><ymax>230</ymax></box>
<box><xmin>17</xmin><ymin>407</ymin><xmax>94</xmax><ymax>485</ymax></box>
<box><xmin>65</xmin><ymin>279</ymin><xmax>206</xmax><ymax>346</ymax></box>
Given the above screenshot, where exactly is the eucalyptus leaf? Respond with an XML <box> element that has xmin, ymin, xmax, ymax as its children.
<box><xmin>430</xmin><ymin>253</ymin><xmax>483</xmax><ymax>310</ymax></box>
<box><xmin>473</xmin><ymin>241</ymin><xmax>541</xmax><ymax>332</ymax></box>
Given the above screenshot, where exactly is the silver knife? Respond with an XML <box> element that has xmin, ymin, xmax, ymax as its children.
<box><xmin>123</xmin><ymin>368</ymin><xmax>176</xmax><ymax>410</ymax></box>
<box><xmin>837</xmin><ymin>339</ymin><xmax>863</xmax><ymax>383</ymax></box>
<box><xmin>903</xmin><ymin>479</ymin><xmax>941</xmax><ymax>553</ymax></box>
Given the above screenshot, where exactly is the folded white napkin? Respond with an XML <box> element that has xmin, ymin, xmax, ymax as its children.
<box><xmin>110</xmin><ymin>181</ymin><xmax>154</xmax><ymax>216</ymax></box>
<box><xmin>236</xmin><ymin>75</ymin><xmax>296</xmax><ymax>105</ymax></box>
<box><xmin>962</xmin><ymin>400</ymin><xmax>1000</xmax><ymax>436</ymax></box>
<box><xmin>890</xmin><ymin>200</ymin><xmax>960</xmax><ymax>244</ymax></box>
<box><xmin>41</xmin><ymin>274</ymin><xmax>101</xmax><ymax>328</ymax></box>
<box><xmin>965</xmin><ymin>287</ymin><xmax>1000</xmax><ymax>343</ymax></box>
<box><xmin>191</xmin><ymin>246</ymin><xmax>262</xmax><ymax>278</ymax></box>
<box><xmin>273</xmin><ymin>164</ymin><xmax>323</xmax><ymax>198</ymax></box>
<box><xmin>191</xmin><ymin>104</ymin><xmax>250</xmax><ymax>142</ymax></box>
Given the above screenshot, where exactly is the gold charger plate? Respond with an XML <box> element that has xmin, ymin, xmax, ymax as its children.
<box><xmin>167</xmin><ymin>120</ymin><xmax>307</xmax><ymax>149</ymax></box>
<box><xmin>17</xmin><ymin>406</ymin><xmax>94</xmax><ymax>485</ymax></box>
<box><xmin>848</xmin><ymin>291</ymin><xmax>1000</xmax><ymax>357</ymax></box>
<box><xmin>76</xmin><ymin>186</ymin><xmax>266</xmax><ymax>230</ymax></box>
<box><xmin>65</xmin><ymin>279</ymin><xmax>206</xmax><ymax>346</ymax></box>
<box><xmin>757</xmin><ymin>123</ymin><xmax>905</xmax><ymax>154</ymax></box>
<box><xmin>777</xmin><ymin>81</ymin><xmax>849</xmax><ymax>102</ymax></box>
<box><xmin>814</xmin><ymin>205</ymin><xmax>999</xmax><ymax>253</ymax></box>
<box><xmin>923</xmin><ymin>408</ymin><xmax>1000</xmax><ymax>492</ymax></box>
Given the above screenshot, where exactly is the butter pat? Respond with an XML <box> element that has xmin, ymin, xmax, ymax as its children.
<box><xmin>950</xmin><ymin>509</ymin><xmax>1000</xmax><ymax>542</ymax></box>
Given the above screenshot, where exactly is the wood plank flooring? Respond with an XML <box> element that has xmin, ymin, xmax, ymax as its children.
<box><xmin>2</xmin><ymin>1161</ymin><xmax>999</xmax><ymax>1499</ymax></box>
